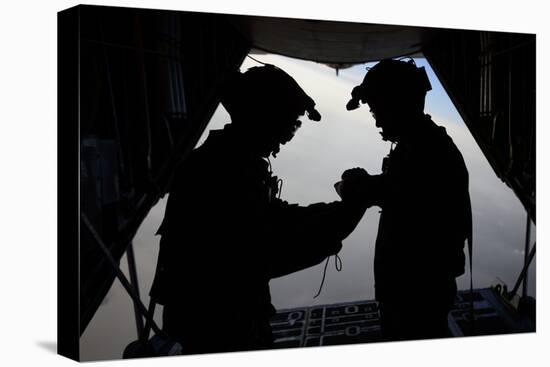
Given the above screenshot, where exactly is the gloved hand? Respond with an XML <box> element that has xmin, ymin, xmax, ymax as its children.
<box><xmin>335</xmin><ymin>167</ymin><xmax>370</xmax><ymax>202</ymax></box>
<box><xmin>342</xmin><ymin>167</ymin><xmax>370</xmax><ymax>181</ymax></box>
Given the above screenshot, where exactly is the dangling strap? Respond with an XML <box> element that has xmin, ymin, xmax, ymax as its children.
<box><xmin>314</xmin><ymin>255</ymin><xmax>343</xmax><ymax>298</ymax></box>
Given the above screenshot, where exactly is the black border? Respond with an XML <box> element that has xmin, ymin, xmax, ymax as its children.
<box><xmin>57</xmin><ymin>5</ymin><xmax>80</xmax><ymax>361</ymax></box>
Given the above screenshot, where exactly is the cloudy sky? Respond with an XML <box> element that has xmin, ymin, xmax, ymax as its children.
<box><xmin>80</xmin><ymin>53</ymin><xmax>536</xmax><ymax>361</ymax></box>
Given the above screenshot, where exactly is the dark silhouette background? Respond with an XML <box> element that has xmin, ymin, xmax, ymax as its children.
<box><xmin>70</xmin><ymin>6</ymin><xmax>535</xmax><ymax>355</ymax></box>
<box><xmin>80</xmin><ymin>54</ymin><xmax>535</xmax><ymax>360</ymax></box>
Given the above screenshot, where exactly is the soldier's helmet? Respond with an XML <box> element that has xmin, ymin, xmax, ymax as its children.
<box><xmin>221</xmin><ymin>64</ymin><xmax>321</xmax><ymax>128</ymax></box>
<box><xmin>346</xmin><ymin>58</ymin><xmax>432</xmax><ymax>111</ymax></box>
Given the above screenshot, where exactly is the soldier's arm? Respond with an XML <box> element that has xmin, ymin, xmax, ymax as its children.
<box><xmin>264</xmin><ymin>199</ymin><xmax>368</xmax><ymax>279</ymax></box>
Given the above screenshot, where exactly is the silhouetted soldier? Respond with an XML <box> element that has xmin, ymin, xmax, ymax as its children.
<box><xmin>343</xmin><ymin>59</ymin><xmax>472</xmax><ymax>340</ymax></box>
<box><xmin>150</xmin><ymin>64</ymin><xmax>367</xmax><ymax>354</ymax></box>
